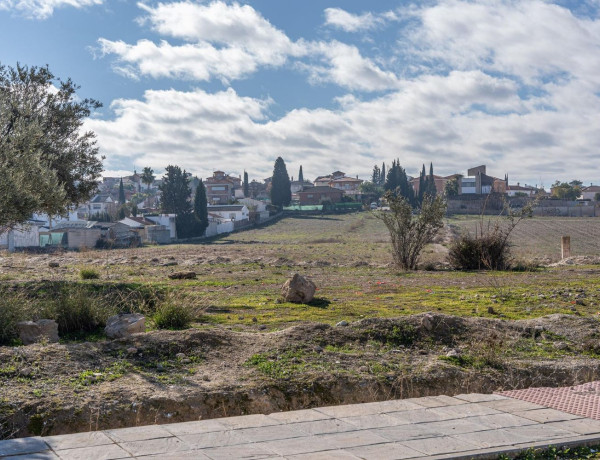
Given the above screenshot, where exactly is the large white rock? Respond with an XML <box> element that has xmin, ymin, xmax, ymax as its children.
<box><xmin>105</xmin><ymin>314</ymin><xmax>145</xmax><ymax>339</ymax></box>
<box><xmin>16</xmin><ymin>319</ymin><xmax>59</xmax><ymax>345</ymax></box>
<box><xmin>281</xmin><ymin>274</ymin><xmax>316</xmax><ymax>304</ymax></box>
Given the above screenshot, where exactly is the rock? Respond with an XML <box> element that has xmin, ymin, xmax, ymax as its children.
<box><xmin>553</xmin><ymin>341</ymin><xmax>569</xmax><ymax>350</ymax></box>
<box><xmin>421</xmin><ymin>314</ymin><xmax>434</xmax><ymax>331</ymax></box>
<box><xmin>168</xmin><ymin>271</ymin><xmax>196</xmax><ymax>280</ymax></box>
<box><xmin>162</xmin><ymin>261</ymin><xmax>178</xmax><ymax>267</ymax></box>
<box><xmin>281</xmin><ymin>274</ymin><xmax>316</xmax><ymax>304</ymax></box>
<box><xmin>314</xmin><ymin>346</ymin><xmax>324</xmax><ymax>353</ymax></box>
<box><xmin>16</xmin><ymin>319</ymin><xmax>59</xmax><ymax>345</ymax></box>
<box><xmin>176</xmin><ymin>353</ymin><xmax>186</xmax><ymax>359</ymax></box>
<box><xmin>336</xmin><ymin>320</ymin><xmax>349</xmax><ymax>327</ymax></box>
<box><xmin>258</xmin><ymin>325</ymin><xmax>267</xmax><ymax>330</ymax></box>
<box><xmin>446</xmin><ymin>349</ymin><xmax>461</xmax><ymax>358</ymax></box>
<box><xmin>105</xmin><ymin>314</ymin><xmax>146</xmax><ymax>339</ymax></box>
<box><xmin>487</xmin><ymin>306</ymin><xmax>496</xmax><ymax>314</ymax></box>
<box><xmin>48</xmin><ymin>262</ymin><xmax>59</xmax><ymax>268</ymax></box>
<box><xmin>126</xmin><ymin>347</ymin><xmax>138</xmax><ymax>355</ymax></box>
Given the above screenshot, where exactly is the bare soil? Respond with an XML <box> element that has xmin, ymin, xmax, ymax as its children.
<box><xmin>2</xmin><ymin>313</ymin><xmax>600</xmax><ymax>438</ymax></box>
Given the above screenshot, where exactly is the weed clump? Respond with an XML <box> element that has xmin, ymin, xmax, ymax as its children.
<box><xmin>79</xmin><ymin>268</ymin><xmax>100</xmax><ymax>280</ymax></box>
<box><xmin>153</xmin><ymin>302</ymin><xmax>192</xmax><ymax>330</ymax></box>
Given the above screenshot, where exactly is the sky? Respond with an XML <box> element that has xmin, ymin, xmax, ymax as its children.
<box><xmin>1</xmin><ymin>0</ymin><xmax>600</xmax><ymax>188</ymax></box>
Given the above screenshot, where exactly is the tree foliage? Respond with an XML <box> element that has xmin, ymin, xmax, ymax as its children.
<box><xmin>118</xmin><ymin>178</ymin><xmax>126</xmax><ymax>204</ymax></box>
<box><xmin>243</xmin><ymin>171</ymin><xmax>249</xmax><ymax>198</ymax></box>
<box><xmin>159</xmin><ymin>165</ymin><xmax>191</xmax><ymax>215</ymax></box>
<box><xmin>445</xmin><ymin>177</ymin><xmax>459</xmax><ymax>197</ymax></box>
<box><xmin>193</xmin><ymin>179</ymin><xmax>209</xmax><ymax>236</ymax></box>
<box><xmin>0</xmin><ymin>63</ymin><xmax>103</xmax><ymax>229</ymax></box>
<box><xmin>141</xmin><ymin>167</ymin><xmax>154</xmax><ymax>190</ymax></box>
<box><xmin>270</xmin><ymin>157</ymin><xmax>291</xmax><ymax>207</ymax></box>
<box><xmin>384</xmin><ymin>159</ymin><xmax>415</xmax><ymax>205</ymax></box>
<box><xmin>551</xmin><ymin>181</ymin><xmax>581</xmax><ymax>200</ymax></box>
<box><xmin>375</xmin><ymin>191</ymin><xmax>446</xmax><ymax>270</ymax></box>
<box><xmin>298</xmin><ymin>165</ymin><xmax>304</xmax><ymax>183</ymax></box>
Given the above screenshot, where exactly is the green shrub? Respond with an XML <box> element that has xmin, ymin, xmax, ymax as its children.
<box><xmin>447</xmin><ymin>232</ymin><xmax>511</xmax><ymax>270</ymax></box>
<box><xmin>153</xmin><ymin>302</ymin><xmax>192</xmax><ymax>330</ymax></box>
<box><xmin>0</xmin><ymin>293</ymin><xmax>32</xmax><ymax>345</ymax></box>
<box><xmin>80</xmin><ymin>268</ymin><xmax>100</xmax><ymax>280</ymax></box>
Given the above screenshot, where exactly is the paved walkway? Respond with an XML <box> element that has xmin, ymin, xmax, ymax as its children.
<box><xmin>2</xmin><ymin>389</ymin><xmax>600</xmax><ymax>459</ymax></box>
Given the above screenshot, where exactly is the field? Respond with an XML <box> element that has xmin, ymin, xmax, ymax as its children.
<box><xmin>2</xmin><ymin>212</ymin><xmax>600</xmax><ymax>438</ymax></box>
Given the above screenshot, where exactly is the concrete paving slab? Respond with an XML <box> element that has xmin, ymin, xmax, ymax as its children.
<box><xmin>291</xmin><ymin>418</ymin><xmax>358</xmax><ymax>435</ymax></box>
<box><xmin>0</xmin><ymin>437</ymin><xmax>48</xmax><ymax>456</ymax></box>
<box><xmin>453</xmin><ymin>393</ymin><xmax>508</xmax><ymax>403</ymax></box>
<box><xmin>217</xmin><ymin>414</ymin><xmax>280</xmax><ymax>429</ymax></box>
<box><xmin>468</xmin><ymin>413</ymin><xmax>539</xmax><ymax>429</ymax></box>
<box><xmin>409</xmin><ymin>395</ymin><xmax>467</xmax><ymax>408</ymax></box>
<box><xmin>200</xmin><ymin>443</ymin><xmax>277</xmax><ymax>460</ymax></box>
<box><xmin>346</xmin><ymin>442</ymin><xmax>424</xmax><ymax>459</ymax></box>
<box><xmin>401</xmin><ymin>435</ymin><xmax>480</xmax><ymax>456</ymax></box>
<box><xmin>432</xmin><ymin>402</ymin><xmax>501</xmax><ymax>418</ymax></box>
<box><xmin>53</xmin><ymin>443</ymin><xmax>132</xmax><ymax>460</ymax></box>
<box><xmin>341</xmin><ymin>413</ymin><xmax>405</xmax><ymax>429</ymax></box>
<box><xmin>3</xmin><ymin>452</ymin><xmax>59</xmax><ymax>460</ymax></box>
<box><xmin>374</xmin><ymin>423</ymin><xmax>440</xmax><ymax>442</ymax></box>
<box><xmin>105</xmin><ymin>425</ymin><xmax>172</xmax><ymax>442</ymax></box>
<box><xmin>161</xmin><ymin>419</ymin><xmax>229</xmax><ymax>436</ymax></box>
<box><xmin>386</xmin><ymin>407</ymin><xmax>456</xmax><ymax>424</ymax></box>
<box><xmin>136</xmin><ymin>451</ymin><xmax>212</xmax><ymax>459</ymax></box>
<box><xmin>178</xmin><ymin>429</ymin><xmax>250</xmax><ymax>449</ymax></box>
<box><xmin>315</xmin><ymin>430</ymin><xmax>393</xmax><ymax>449</ymax></box>
<box><xmin>267</xmin><ymin>408</ymin><xmax>331</xmax><ymax>423</ymax></box>
<box><xmin>513</xmin><ymin>408</ymin><xmax>583</xmax><ymax>423</ymax></box>
<box><xmin>287</xmin><ymin>450</ymin><xmax>360</xmax><ymax>459</ymax></box>
<box><xmin>257</xmin><ymin>436</ymin><xmax>338</xmax><ymax>456</ymax></box>
<box><xmin>43</xmin><ymin>431</ymin><xmax>114</xmax><ymax>450</ymax></box>
<box><xmin>479</xmin><ymin>398</ymin><xmax>546</xmax><ymax>412</ymax></box>
<box><xmin>119</xmin><ymin>436</ymin><xmax>190</xmax><ymax>457</ymax></box>
<box><xmin>235</xmin><ymin>424</ymin><xmax>308</xmax><ymax>442</ymax></box>
<box><xmin>546</xmin><ymin>418</ymin><xmax>600</xmax><ymax>435</ymax></box>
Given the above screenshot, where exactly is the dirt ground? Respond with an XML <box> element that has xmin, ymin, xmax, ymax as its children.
<box><xmin>2</xmin><ymin>213</ymin><xmax>600</xmax><ymax>438</ymax></box>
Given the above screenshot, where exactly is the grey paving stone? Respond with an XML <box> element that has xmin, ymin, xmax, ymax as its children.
<box><xmin>432</xmin><ymin>403</ymin><xmax>501</xmax><ymax>419</ymax></box>
<box><xmin>386</xmin><ymin>408</ymin><xmax>455</xmax><ymax>424</ymax></box>
<box><xmin>136</xmin><ymin>451</ymin><xmax>212</xmax><ymax>459</ymax></box>
<box><xmin>419</xmin><ymin>417</ymin><xmax>492</xmax><ymax>435</ymax></box>
<box><xmin>202</xmin><ymin>443</ymin><xmax>279</xmax><ymax>459</ymax></box>
<box><xmin>287</xmin><ymin>449</ymin><xmax>360</xmax><ymax>459</ymax></box>
<box><xmin>0</xmin><ymin>437</ymin><xmax>48</xmax><ymax>456</ymax></box>
<box><xmin>401</xmin><ymin>435</ymin><xmax>480</xmax><ymax>456</ymax></box>
<box><xmin>105</xmin><ymin>425</ymin><xmax>172</xmax><ymax>442</ymax></box>
<box><xmin>236</xmin><ymin>424</ymin><xmax>308</xmax><ymax>442</ymax></box>
<box><xmin>341</xmin><ymin>413</ymin><xmax>405</xmax><ymax>430</ymax></box>
<box><xmin>178</xmin><ymin>429</ymin><xmax>250</xmax><ymax>449</ymax></box>
<box><xmin>292</xmin><ymin>418</ymin><xmax>358</xmax><ymax>435</ymax></box>
<box><xmin>372</xmin><ymin>399</ymin><xmax>426</xmax><ymax>413</ymax></box>
<box><xmin>162</xmin><ymin>419</ymin><xmax>229</xmax><ymax>436</ymax></box>
<box><xmin>315</xmin><ymin>399</ymin><xmax>423</xmax><ymax>418</ymax></box>
<box><xmin>546</xmin><ymin>418</ymin><xmax>600</xmax><ymax>435</ymax></box>
<box><xmin>217</xmin><ymin>414</ymin><xmax>280</xmax><ymax>429</ymax></box>
<box><xmin>408</xmin><ymin>396</ymin><xmax>467</xmax><ymax>408</ymax></box>
<box><xmin>479</xmin><ymin>398</ymin><xmax>546</xmax><ymax>412</ymax></box>
<box><xmin>502</xmin><ymin>423</ymin><xmax>575</xmax><ymax>441</ymax></box>
<box><xmin>374</xmin><ymin>423</ymin><xmax>439</xmax><ymax>442</ymax></box>
<box><xmin>119</xmin><ymin>436</ymin><xmax>191</xmax><ymax>457</ymax></box>
<box><xmin>54</xmin><ymin>443</ymin><xmax>132</xmax><ymax>460</ymax></box>
<box><xmin>3</xmin><ymin>452</ymin><xmax>59</xmax><ymax>460</ymax></box>
<box><xmin>259</xmin><ymin>436</ymin><xmax>348</xmax><ymax>456</ymax></box>
<box><xmin>469</xmin><ymin>413</ymin><xmax>539</xmax><ymax>429</ymax></box>
<box><xmin>346</xmin><ymin>442</ymin><xmax>424</xmax><ymax>460</ymax></box>
<box><xmin>316</xmin><ymin>430</ymin><xmax>392</xmax><ymax>449</ymax></box>
<box><xmin>453</xmin><ymin>393</ymin><xmax>508</xmax><ymax>403</ymax></box>
<box><xmin>513</xmin><ymin>408</ymin><xmax>583</xmax><ymax>424</ymax></box>
<box><xmin>267</xmin><ymin>409</ymin><xmax>332</xmax><ymax>423</ymax></box>
<box><xmin>452</xmin><ymin>428</ymin><xmax>529</xmax><ymax>449</ymax></box>
<box><xmin>44</xmin><ymin>431</ymin><xmax>114</xmax><ymax>450</ymax></box>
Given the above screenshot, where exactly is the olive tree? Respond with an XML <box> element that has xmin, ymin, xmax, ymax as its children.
<box><xmin>376</xmin><ymin>191</ymin><xmax>446</xmax><ymax>270</ymax></box>
<box><xmin>0</xmin><ymin>63</ymin><xmax>103</xmax><ymax>229</ymax></box>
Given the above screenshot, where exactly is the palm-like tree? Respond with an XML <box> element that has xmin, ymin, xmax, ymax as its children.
<box><xmin>141</xmin><ymin>167</ymin><xmax>155</xmax><ymax>191</ymax></box>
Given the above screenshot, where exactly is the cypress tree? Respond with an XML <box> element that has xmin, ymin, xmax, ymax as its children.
<box><xmin>118</xmin><ymin>178</ymin><xmax>126</xmax><ymax>205</ymax></box>
<box><xmin>371</xmin><ymin>165</ymin><xmax>380</xmax><ymax>184</ymax></box>
<box><xmin>271</xmin><ymin>157</ymin><xmax>292</xmax><ymax>207</ymax></box>
<box><xmin>298</xmin><ymin>166</ymin><xmax>304</xmax><ymax>183</ymax></box>
<box><xmin>159</xmin><ymin>165</ymin><xmax>192</xmax><ymax>215</ymax></box>
<box><xmin>243</xmin><ymin>171</ymin><xmax>249</xmax><ymax>197</ymax></box>
<box><xmin>194</xmin><ymin>179</ymin><xmax>209</xmax><ymax>236</ymax></box>
<box><xmin>381</xmin><ymin>162</ymin><xmax>386</xmax><ymax>186</ymax></box>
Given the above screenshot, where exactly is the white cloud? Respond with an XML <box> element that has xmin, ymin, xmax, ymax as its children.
<box><xmin>0</xmin><ymin>0</ymin><xmax>102</xmax><ymax>19</ymax></box>
<box><xmin>99</xmin><ymin>1</ymin><xmax>397</xmax><ymax>92</ymax></box>
<box><xmin>323</xmin><ymin>7</ymin><xmax>397</xmax><ymax>32</ymax></box>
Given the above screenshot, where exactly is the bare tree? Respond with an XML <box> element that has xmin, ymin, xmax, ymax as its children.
<box><xmin>376</xmin><ymin>191</ymin><xmax>446</xmax><ymax>270</ymax></box>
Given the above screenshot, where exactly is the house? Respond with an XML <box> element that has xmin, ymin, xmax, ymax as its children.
<box><xmin>459</xmin><ymin>165</ymin><xmax>505</xmax><ymax>195</ymax></box>
<box><xmin>0</xmin><ymin>220</ymin><xmax>45</xmax><ymax>250</ymax></box>
<box><xmin>329</xmin><ymin>176</ymin><xmax>363</xmax><ymax>198</ymax></box>
<box><xmin>42</xmin><ymin>221</ymin><xmax>102</xmax><ymax>249</ymax></box>
<box><xmin>298</xmin><ymin>186</ymin><xmax>344</xmax><ymax>205</ymax></box>
<box><xmin>205</xmin><ymin>171</ymin><xmax>242</xmax><ymax>204</ymax></box>
<box><xmin>88</xmin><ymin>194</ymin><xmax>116</xmax><ymax>218</ymax></box>
<box><xmin>207</xmin><ymin>205</ymin><xmax>249</xmax><ymax>223</ymax></box>
<box><xmin>248</xmin><ymin>180</ymin><xmax>269</xmax><ymax>200</ymax></box>
<box><xmin>410</xmin><ymin>174</ymin><xmax>461</xmax><ymax>197</ymax></box>
<box><xmin>239</xmin><ymin>198</ymin><xmax>270</xmax><ymax>222</ymax></box>
<box><xmin>314</xmin><ymin>171</ymin><xmax>346</xmax><ymax>187</ymax></box>
<box><xmin>146</xmin><ymin>214</ymin><xmax>177</xmax><ymax>239</ymax></box>
<box><xmin>506</xmin><ymin>183</ymin><xmax>538</xmax><ymax>197</ymax></box>
<box><xmin>580</xmin><ymin>185</ymin><xmax>600</xmax><ymax>200</ymax></box>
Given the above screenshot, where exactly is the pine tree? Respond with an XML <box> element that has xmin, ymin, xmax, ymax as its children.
<box><xmin>243</xmin><ymin>171</ymin><xmax>249</xmax><ymax>197</ymax></box>
<box><xmin>118</xmin><ymin>178</ymin><xmax>126</xmax><ymax>205</ymax></box>
<box><xmin>271</xmin><ymin>157</ymin><xmax>292</xmax><ymax>207</ymax></box>
<box><xmin>194</xmin><ymin>179</ymin><xmax>209</xmax><ymax>237</ymax></box>
<box><xmin>298</xmin><ymin>166</ymin><xmax>304</xmax><ymax>183</ymax></box>
<box><xmin>371</xmin><ymin>165</ymin><xmax>380</xmax><ymax>185</ymax></box>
